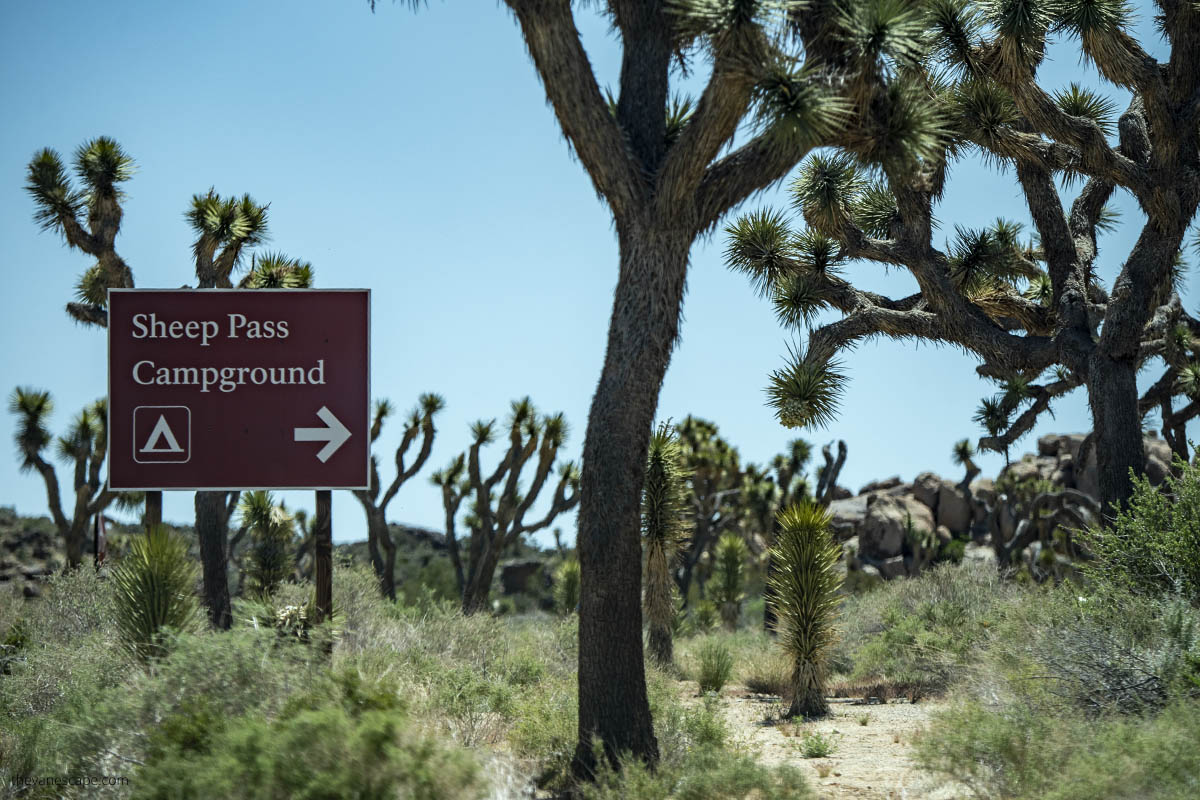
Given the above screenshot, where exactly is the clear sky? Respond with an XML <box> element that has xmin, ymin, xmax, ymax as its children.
<box><xmin>1</xmin><ymin>1</ymin><xmax>1194</xmax><ymax>546</ymax></box>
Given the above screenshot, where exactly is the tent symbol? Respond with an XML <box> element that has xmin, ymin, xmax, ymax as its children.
<box><xmin>140</xmin><ymin>415</ymin><xmax>184</xmax><ymax>454</ymax></box>
<box><xmin>133</xmin><ymin>406</ymin><xmax>191</xmax><ymax>464</ymax></box>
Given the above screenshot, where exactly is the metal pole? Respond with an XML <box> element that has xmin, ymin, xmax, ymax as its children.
<box><xmin>314</xmin><ymin>490</ymin><xmax>333</xmax><ymax>622</ymax></box>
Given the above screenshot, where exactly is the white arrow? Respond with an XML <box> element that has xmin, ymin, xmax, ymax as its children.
<box><xmin>294</xmin><ymin>406</ymin><xmax>352</xmax><ymax>463</ymax></box>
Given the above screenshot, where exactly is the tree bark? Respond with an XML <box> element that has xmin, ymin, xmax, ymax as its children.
<box><xmin>314</xmin><ymin>490</ymin><xmax>333</xmax><ymax>622</ymax></box>
<box><xmin>145</xmin><ymin>491</ymin><xmax>162</xmax><ymax>530</ymax></box>
<box><xmin>573</xmin><ymin>224</ymin><xmax>687</xmax><ymax>777</ymax></box>
<box><xmin>365</xmin><ymin>508</ymin><xmax>395</xmax><ymax>601</ymax></box>
<box><xmin>194</xmin><ymin>491</ymin><xmax>232</xmax><ymax>629</ymax></box>
<box><xmin>1086</xmin><ymin>352</ymin><xmax>1143</xmax><ymax>518</ymax></box>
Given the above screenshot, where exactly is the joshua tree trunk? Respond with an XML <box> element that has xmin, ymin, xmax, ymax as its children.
<box><xmin>574</xmin><ymin>225</ymin><xmax>687</xmax><ymax>776</ymax></box>
<box><xmin>194</xmin><ymin>492</ymin><xmax>232</xmax><ymax>629</ymax></box>
<box><xmin>145</xmin><ymin>491</ymin><xmax>162</xmax><ymax>530</ymax></box>
<box><xmin>787</xmin><ymin>662</ymin><xmax>828</xmax><ymax>719</ymax></box>
<box><xmin>1087</xmin><ymin>354</ymin><xmax>1143</xmax><ymax>518</ymax></box>
<box><xmin>364</xmin><ymin>508</ymin><xmax>396</xmax><ymax>600</ymax></box>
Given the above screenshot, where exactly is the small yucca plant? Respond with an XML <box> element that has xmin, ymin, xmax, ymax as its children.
<box><xmin>239</xmin><ymin>491</ymin><xmax>296</xmax><ymax>597</ymax></box>
<box><xmin>769</xmin><ymin>502</ymin><xmax>843</xmax><ymax>718</ymax></box>
<box><xmin>111</xmin><ymin>525</ymin><xmax>198</xmax><ymax>661</ymax></box>
<box><xmin>642</xmin><ymin>424</ymin><xmax>691</xmax><ymax>664</ymax></box>
<box><xmin>554</xmin><ymin>558</ymin><xmax>581</xmax><ymax>615</ymax></box>
<box><xmin>712</xmin><ymin>533</ymin><xmax>749</xmax><ymax>630</ymax></box>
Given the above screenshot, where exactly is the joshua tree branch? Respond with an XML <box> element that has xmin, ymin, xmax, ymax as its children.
<box><xmin>503</xmin><ymin>0</ymin><xmax>645</xmax><ymax>217</ymax></box>
<box><xmin>695</xmin><ymin>132</ymin><xmax>817</xmax><ymax>234</ymax></box>
<box><xmin>978</xmin><ymin>377</ymin><xmax>1082</xmax><ymax>454</ymax></box>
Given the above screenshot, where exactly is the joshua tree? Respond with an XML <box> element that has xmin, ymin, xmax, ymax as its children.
<box><xmin>9</xmin><ymin>389</ymin><xmax>140</xmax><ymax>567</ymax></box>
<box><xmin>352</xmin><ymin>394</ymin><xmax>443</xmax><ymax>600</ymax></box>
<box><xmin>375</xmin><ymin>0</ymin><xmax>942</xmax><ymax>770</ymax></box>
<box><xmin>675</xmin><ymin>416</ymin><xmax>745</xmax><ymax>604</ymax></box>
<box><xmin>814</xmin><ymin>439</ymin><xmax>848</xmax><ymax>505</ymax></box>
<box><xmin>432</xmin><ymin>398</ymin><xmax>580</xmax><ymax>614</ymax></box>
<box><xmin>951</xmin><ymin>438</ymin><xmax>981</xmax><ymax>490</ymax></box>
<box><xmin>763</xmin><ymin>438</ymin><xmax>813</xmax><ymax>631</ymax></box>
<box><xmin>24</xmin><ymin>137</ymin><xmax>135</xmax><ymax>325</ymax></box>
<box><xmin>238</xmin><ymin>491</ymin><xmax>297</xmax><ymax>597</ymax></box>
<box><xmin>726</xmin><ymin>0</ymin><xmax>1200</xmax><ymax>520</ymax></box>
<box><xmin>642</xmin><ymin>424</ymin><xmax>691</xmax><ymax>665</ymax></box>
<box><xmin>25</xmin><ymin>138</ymin><xmax>314</xmax><ymax>628</ymax></box>
<box><xmin>712</xmin><ymin>532</ymin><xmax>750</xmax><ymax>629</ymax></box>
<box><xmin>769</xmin><ymin>501</ymin><xmax>842</xmax><ymax>719</ymax></box>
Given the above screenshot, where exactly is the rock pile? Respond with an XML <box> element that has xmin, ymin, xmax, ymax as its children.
<box><xmin>831</xmin><ymin>433</ymin><xmax>1175</xmax><ymax>582</ymax></box>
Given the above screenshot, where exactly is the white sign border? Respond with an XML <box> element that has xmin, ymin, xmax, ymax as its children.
<box><xmin>106</xmin><ymin>287</ymin><xmax>372</xmax><ymax>492</ymax></box>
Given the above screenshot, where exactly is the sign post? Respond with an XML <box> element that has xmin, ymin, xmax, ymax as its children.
<box><xmin>107</xmin><ymin>289</ymin><xmax>370</xmax><ymax>491</ymax></box>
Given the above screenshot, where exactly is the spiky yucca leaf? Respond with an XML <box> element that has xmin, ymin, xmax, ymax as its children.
<box><xmin>1024</xmin><ymin>271</ymin><xmax>1053</xmax><ymax>306</ymax></box>
<box><xmin>841</xmin><ymin>79</ymin><xmax>950</xmax><ymax>171</ymax></box>
<box><xmin>1178</xmin><ymin>362</ymin><xmax>1200</xmax><ymax>400</ymax></box>
<box><xmin>769</xmin><ymin>501</ymin><xmax>842</xmax><ymax>718</ymax></box>
<box><xmin>724</xmin><ymin>208</ymin><xmax>796</xmax><ymax>296</ymax></box>
<box><xmin>9</xmin><ymin>387</ymin><xmax>53</xmax><ymax>471</ymax></box>
<box><xmin>554</xmin><ymin>558</ymin><xmax>581</xmax><ymax>615</ymax></box>
<box><xmin>73</xmin><ymin>137</ymin><xmax>135</xmax><ymax>193</ymax></box>
<box><xmin>643</xmin><ymin>424</ymin><xmax>692</xmax><ymax>663</ymax></box>
<box><xmin>1053</xmin><ymin>83</ymin><xmax>1118</xmax><ymax>135</ymax></box>
<box><xmin>836</xmin><ymin>0</ymin><xmax>929</xmax><ymax>74</ymax></box>
<box><xmin>239</xmin><ymin>491</ymin><xmax>296</xmax><ymax>596</ymax></box>
<box><xmin>25</xmin><ymin>148</ymin><xmax>84</xmax><ymax>235</ymax></box>
<box><xmin>926</xmin><ymin>0</ymin><xmax>985</xmax><ymax>77</ymax></box>
<box><xmin>974</xmin><ymin>396</ymin><xmax>1011</xmax><ymax>437</ymax></box>
<box><xmin>753</xmin><ymin>63</ymin><xmax>850</xmax><ymax>150</ymax></box>
<box><xmin>849</xmin><ymin>182</ymin><xmax>900</xmax><ymax>238</ymax></box>
<box><xmin>766</xmin><ymin>346</ymin><xmax>846</xmax><ymax>430</ymax></box>
<box><xmin>773</xmin><ymin>272</ymin><xmax>833</xmax><ymax>329</ymax></box>
<box><xmin>793</xmin><ymin>229</ymin><xmax>845</xmax><ymax>275</ymax></box>
<box><xmin>951</xmin><ymin>79</ymin><xmax>1021</xmax><ymax>160</ymax></box>
<box><xmin>111</xmin><ymin>525</ymin><xmax>198</xmax><ymax>661</ymax></box>
<box><xmin>791</xmin><ymin>153</ymin><xmax>864</xmax><ymax>234</ymax></box>
<box><xmin>951</xmin><ymin>437</ymin><xmax>975</xmax><ymax>466</ymax></box>
<box><xmin>712</xmin><ymin>532</ymin><xmax>750</xmax><ymax>629</ymax></box>
<box><xmin>241</xmin><ymin>252</ymin><xmax>312</xmax><ymax>288</ymax></box>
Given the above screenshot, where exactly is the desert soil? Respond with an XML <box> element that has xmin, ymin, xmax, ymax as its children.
<box><xmin>706</xmin><ymin>685</ymin><xmax>963</xmax><ymax>799</ymax></box>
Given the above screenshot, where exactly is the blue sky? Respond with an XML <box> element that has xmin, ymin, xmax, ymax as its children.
<box><xmin>1</xmin><ymin>1</ymin><xmax>1193</xmax><ymax>546</ymax></box>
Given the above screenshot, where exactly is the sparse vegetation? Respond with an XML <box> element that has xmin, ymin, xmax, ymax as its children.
<box><xmin>695</xmin><ymin>640</ymin><xmax>735</xmax><ymax>694</ymax></box>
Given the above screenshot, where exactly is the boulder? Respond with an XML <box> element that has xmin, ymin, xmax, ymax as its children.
<box><xmin>1037</xmin><ymin>433</ymin><xmax>1086</xmax><ymax>460</ymax></box>
<box><xmin>829</xmin><ymin>495</ymin><xmax>870</xmax><ymax>540</ymax></box>
<box><xmin>859</xmin><ymin>494</ymin><xmax>935</xmax><ymax>560</ymax></box>
<box><xmin>936</xmin><ymin>481</ymin><xmax>972</xmax><ymax>534</ymax></box>
<box><xmin>1146</xmin><ymin>455</ymin><xmax>1171</xmax><ymax>486</ymax></box>
<box><xmin>970</xmin><ymin>478</ymin><xmax>997</xmax><ymax>506</ymax></box>
<box><xmin>830</xmin><ymin>485</ymin><xmax>853</xmax><ymax>501</ymax></box>
<box><xmin>876</xmin><ymin>555</ymin><xmax>908</xmax><ymax>579</ymax></box>
<box><xmin>912</xmin><ymin>472</ymin><xmax>943</xmax><ymax>510</ymax></box>
<box><xmin>999</xmin><ymin>458</ymin><xmax>1041</xmax><ymax>485</ymax></box>
<box><xmin>859</xmin><ymin>476</ymin><xmax>903</xmax><ymax>494</ymax></box>
<box><xmin>844</xmin><ymin>563</ymin><xmax>884</xmax><ymax>592</ymax></box>
<box><xmin>935</xmin><ymin>525</ymin><xmax>953</xmax><ymax>545</ymax></box>
<box><xmin>1144</xmin><ymin>435</ymin><xmax>1172</xmax><ymax>466</ymax></box>
<box><xmin>22</xmin><ymin>582</ymin><xmax>41</xmax><ymax>599</ymax></box>
<box><xmin>963</xmin><ymin>542</ymin><xmax>997</xmax><ymax>568</ymax></box>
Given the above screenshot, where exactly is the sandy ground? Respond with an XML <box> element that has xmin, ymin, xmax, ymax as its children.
<box><xmin>704</xmin><ymin>685</ymin><xmax>964</xmax><ymax>799</ymax></box>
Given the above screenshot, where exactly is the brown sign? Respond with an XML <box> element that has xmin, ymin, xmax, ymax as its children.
<box><xmin>107</xmin><ymin>289</ymin><xmax>369</xmax><ymax>490</ymax></box>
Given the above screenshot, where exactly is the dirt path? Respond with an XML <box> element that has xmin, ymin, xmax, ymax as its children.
<box><xmin>714</xmin><ymin>688</ymin><xmax>959</xmax><ymax>799</ymax></box>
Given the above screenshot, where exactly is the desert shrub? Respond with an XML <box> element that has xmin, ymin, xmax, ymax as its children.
<box><xmin>110</xmin><ymin>525</ymin><xmax>198</xmax><ymax>661</ymax></box>
<box><xmin>742</xmin><ymin>649</ymin><xmax>791</xmax><ymax>696</ymax></box>
<box><xmin>581</xmin><ymin>744</ymin><xmax>812</xmax><ymax>800</ymax></box>
<box><xmin>1084</xmin><ymin>457</ymin><xmax>1200</xmax><ymax>603</ymax></box>
<box><xmin>833</xmin><ymin>560</ymin><xmax>1017</xmax><ymax>693</ymax></box>
<box><xmin>916</xmin><ymin>698</ymin><xmax>1200</xmax><ymax>800</ymax></box>
<box><xmin>20</xmin><ymin>562</ymin><xmax>116</xmax><ymax>641</ymax></box>
<box><xmin>798</xmin><ymin>730</ymin><xmax>837</xmax><ymax>758</ymax></box>
<box><xmin>554</xmin><ymin>557</ymin><xmax>581</xmax><ymax>615</ymax></box>
<box><xmin>687</xmin><ymin>599</ymin><xmax>720</xmax><ymax>634</ymax></box>
<box><xmin>432</xmin><ymin>666</ymin><xmax>516</xmax><ymax>746</ymax></box>
<box><xmin>135</xmin><ymin>681</ymin><xmax>481</xmax><ymax>800</ymax></box>
<box><xmin>696</xmin><ymin>639</ymin><xmax>734</xmax><ymax>693</ymax></box>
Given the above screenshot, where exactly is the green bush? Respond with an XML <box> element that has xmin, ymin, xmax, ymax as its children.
<box><xmin>135</xmin><ymin>687</ymin><xmax>481</xmax><ymax>800</ymax></box>
<box><xmin>696</xmin><ymin>639</ymin><xmax>735</xmax><ymax>693</ymax></box>
<box><xmin>581</xmin><ymin>744</ymin><xmax>812</xmax><ymax>800</ymax></box>
<box><xmin>110</xmin><ymin>525</ymin><xmax>199</xmax><ymax>661</ymax></box>
<box><xmin>833</xmin><ymin>560</ymin><xmax>1016</xmax><ymax>693</ymax></box>
<box><xmin>916</xmin><ymin>698</ymin><xmax>1200</xmax><ymax>800</ymax></box>
<box><xmin>1084</xmin><ymin>457</ymin><xmax>1200</xmax><ymax>603</ymax></box>
<box><xmin>798</xmin><ymin>730</ymin><xmax>837</xmax><ymax>758</ymax></box>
